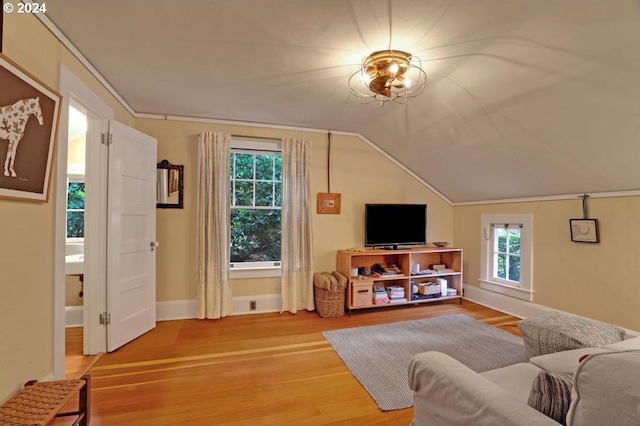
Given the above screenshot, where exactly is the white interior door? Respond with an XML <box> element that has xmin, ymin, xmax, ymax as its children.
<box><xmin>106</xmin><ymin>120</ymin><xmax>157</xmax><ymax>351</ymax></box>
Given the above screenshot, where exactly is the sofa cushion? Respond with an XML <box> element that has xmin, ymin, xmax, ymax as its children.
<box><xmin>528</xmin><ymin>370</ymin><xmax>573</xmax><ymax>425</ymax></box>
<box><xmin>566</xmin><ymin>350</ymin><xmax>640</xmax><ymax>426</ymax></box>
<box><xmin>517</xmin><ymin>312</ymin><xmax>625</xmax><ymax>358</ymax></box>
<box><xmin>409</xmin><ymin>353</ymin><xmax>559</xmax><ymax>426</ymax></box>
<box><xmin>480</xmin><ymin>362</ymin><xmax>542</xmax><ymax>404</ymax></box>
<box><xmin>529</xmin><ymin>347</ymin><xmax>609</xmax><ymax>374</ymax></box>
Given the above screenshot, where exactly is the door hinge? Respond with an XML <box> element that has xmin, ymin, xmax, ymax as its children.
<box><xmin>101</xmin><ymin>132</ymin><xmax>112</xmax><ymax>145</ymax></box>
<box><xmin>99</xmin><ymin>312</ymin><xmax>111</xmax><ymax>325</ymax></box>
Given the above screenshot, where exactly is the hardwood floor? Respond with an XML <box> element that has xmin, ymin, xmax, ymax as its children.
<box><xmin>65</xmin><ymin>327</ymin><xmax>103</xmax><ymax>380</ymax></box>
<box><xmin>70</xmin><ymin>300</ymin><xmax>522</xmax><ymax>425</ymax></box>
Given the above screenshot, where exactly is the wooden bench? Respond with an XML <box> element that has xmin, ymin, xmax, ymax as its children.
<box><xmin>0</xmin><ymin>375</ymin><xmax>90</xmax><ymax>426</ymax></box>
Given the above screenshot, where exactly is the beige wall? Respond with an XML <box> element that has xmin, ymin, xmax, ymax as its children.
<box><xmin>454</xmin><ymin>196</ymin><xmax>640</xmax><ymax>331</ymax></box>
<box><xmin>135</xmin><ymin>118</ymin><xmax>454</xmax><ymax>300</ymax></box>
<box><xmin>67</xmin><ymin>135</ymin><xmax>86</xmax><ymax>165</ymax></box>
<box><xmin>0</xmin><ymin>13</ymin><xmax>134</xmax><ymax>402</ymax></box>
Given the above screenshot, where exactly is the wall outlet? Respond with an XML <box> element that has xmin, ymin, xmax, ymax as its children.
<box><xmin>249</xmin><ymin>300</ymin><xmax>257</xmax><ymax>311</ymax></box>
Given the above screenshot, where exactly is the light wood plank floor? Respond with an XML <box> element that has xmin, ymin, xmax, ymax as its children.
<box><xmin>65</xmin><ymin>327</ymin><xmax>102</xmax><ymax>380</ymax></box>
<box><xmin>65</xmin><ymin>300</ymin><xmax>522</xmax><ymax>426</ymax></box>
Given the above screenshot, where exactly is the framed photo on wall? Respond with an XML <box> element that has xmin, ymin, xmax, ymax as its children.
<box><xmin>0</xmin><ymin>53</ymin><xmax>62</xmax><ymax>202</ymax></box>
<box><xmin>570</xmin><ymin>218</ymin><xmax>599</xmax><ymax>243</ymax></box>
<box><xmin>317</xmin><ymin>192</ymin><xmax>341</xmax><ymax>214</ymax></box>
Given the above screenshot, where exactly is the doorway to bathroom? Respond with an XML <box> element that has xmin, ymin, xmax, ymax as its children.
<box><xmin>64</xmin><ymin>103</ymin><xmax>94</xmax><ymax>377</ymax></box>
<box><xmin>55</xmin><ymin>65</ymin><xmax>158</xmax><ymax>379</ymax></box>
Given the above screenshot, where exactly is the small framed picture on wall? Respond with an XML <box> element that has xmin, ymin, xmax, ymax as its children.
<box><xmin>570</xmin><ymin>219</ymin><xmax>599</xmax><ymax>243</ymax></box>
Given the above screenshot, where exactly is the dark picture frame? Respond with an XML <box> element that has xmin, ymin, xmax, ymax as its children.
<box><xmin>0</xmin><ymin>53</ymin><xmax>62</xmax><ymax>202</ymax></box>
<box><xmin>156</xmin><ymin>159</ymin><xmax>184</xmax><ymax>209</ymax></box>
<box><xmin>570</xmin><ymin>218</ymin><xmax>599</xmax><ymax>243</ymax></box>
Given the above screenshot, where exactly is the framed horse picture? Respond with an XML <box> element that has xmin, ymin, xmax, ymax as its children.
<box><xmin>0</xmin><ymin>53</ymin><xmax>62</xmax><ymax>202</ymax></box>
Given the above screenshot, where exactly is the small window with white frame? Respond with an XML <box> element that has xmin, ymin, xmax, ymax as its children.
<box><xmin>480</xmin><ymin>213</ymin><xmax>533</xmax><ymax>301</ymax></box>
<box><xmin>229</xmin><ymin>137</ymin><xmax>282</xmax><ymax>278</ymax></box>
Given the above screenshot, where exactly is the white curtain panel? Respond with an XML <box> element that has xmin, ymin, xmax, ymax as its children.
<box><xmin>196</xmin><ymin>131</ymin><xmax>233</xmax><ymax>319</ymax></box>
<box><xmin>281</xmin><ymin>137</ymin><xmax>314</xmax><ymax>313</ymax></box>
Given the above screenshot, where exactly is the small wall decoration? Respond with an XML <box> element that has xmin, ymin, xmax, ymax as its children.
<box><xmin>317</xmin><ymin>192</ymin><xmax>341</xmax><ymax>214</ymax></box>
<box><xmin>570</xmin><ymin>194</ymin><xmax>599</xmax><ymax>243</ymax></box>
<box><xmin>570</xmin><ymin>219</ymin><xmax>599</xmax><ymax>243</ymax></box>
<box><xmin>0</xmin><ymin>53</ymin><xmax>62</xmax><ymax>202</ymax></box>
<box><xmin>317</xmin><ymin>131</ymin><xmax>341</xmax><ymax>214</ymax></box>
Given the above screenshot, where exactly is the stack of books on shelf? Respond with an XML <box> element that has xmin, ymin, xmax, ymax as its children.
<box><xmin>373</xmin><ymin>263</ymin><xmax>403</xmax><ymax>276</ymax></box>
<box><xmin>372</xmin><ymin>284</ymin><xmax>389</xmax><ymax>305</ymax></box>
<box><xmin>386</xmin><ymin>285</ymin><xmax>407</xmax><ymax>304</ymax></box>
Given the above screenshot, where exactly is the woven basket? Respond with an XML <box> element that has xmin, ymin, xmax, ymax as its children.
<box><xmin>314</xmin><ymin>287</ymin><xmax>345</xmax><ymax>318</ymax></box>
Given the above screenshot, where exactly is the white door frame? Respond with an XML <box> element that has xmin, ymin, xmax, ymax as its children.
<box><xmin>54</xmin><ymin>65</ymin><xmax>113</xmax><ymax>378</ymax></box>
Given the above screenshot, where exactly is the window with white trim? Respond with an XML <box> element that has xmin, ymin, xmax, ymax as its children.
<box><xmin>229</xmin><ymin>138</ymin><xmax>282</xmax><ymax>278</ymax></box>
<box><xmin>480</xmin><ymin>213</ymin><xmax>533</xmax><ymax>301</ymax></box>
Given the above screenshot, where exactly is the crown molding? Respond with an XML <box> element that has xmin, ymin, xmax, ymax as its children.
<box><xmin>31</xmin><ymin>7</ymin><xmax>135</xmax><ymax>116</ymax></box>
<box><xmin>453</xmin><ymin>189</ymin><xmax>640</xmax><ymax>207</ymax></box>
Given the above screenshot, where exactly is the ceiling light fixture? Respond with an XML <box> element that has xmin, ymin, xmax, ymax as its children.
<box><xmin>348</xmin><ymin>49</ymin><xmax>427</xmax><ymax>105</ymax></box>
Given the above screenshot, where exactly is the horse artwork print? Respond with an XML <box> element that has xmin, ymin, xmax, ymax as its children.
<box><xmin>0</xmin><ymin>97</ymin><xmax>44</xmax><ymax>178</ymax></box>
<box><xmin>0</xmin><ymin>53</ymin><xmax>61</xmax><ymax>202</ymax></box>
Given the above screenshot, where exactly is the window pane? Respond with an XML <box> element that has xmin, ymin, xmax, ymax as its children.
<box><xmin>496</xmin><ymin>254</ymin><xmax>506</xmax><ymax>279</ymax></box>
<box><xmin>67</xmin><ymin>211</ymin><xmax>84</xmax><ymax>238</ymax></box>
<box><xmin>67</xmin><ymin>182</ymin><xmax>85</xmax><ymax>209</ymax></box>
<box><xmin>274</xmin><ymin>183</ymin><xmax>281</xmax><ymax>207</ymax></box>
<box><xmin>234</xmin><ymin>153</ymin><xmax>254</xmax><ymax>179</ymax></box>
<box><xmin>255</xmin><ymin>182</ymin><xmax>274</xmax><ymax>206</ymax></box>
<box><xmin>255</xmin><ymin>155</ymin><xmax>275</xmax><ymax>181</ymax></box>
<box><xmin>508</xmin><ymin>255</ymin><xmax>521</xmax><ymax>282</ymax></box>
<box><xmin>234</xmin><ymin>181</ymin><xmax>254</xmax><ymax>206</ymax></box>
<box><xmin>274</xmin><ymin>156</ymin><xmax>282</xmax><ymax>182</ymax></box>
<box><xmin>496</xmin><ymin>228</ymin><xmax>507</xmax><ymax>252</ymax></box>
<box><xmin>508</xmin><ymin>229</ymin><xmax>521</xmax><ymax>255</ymax></box>
<box><xmin>230</xmin><ymin>209</ymin><xmax>281</xmax><ymax>262</ymax></box>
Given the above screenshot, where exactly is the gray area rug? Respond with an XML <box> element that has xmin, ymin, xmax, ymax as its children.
<box><xmin>322</xmin><ymin>314</ymin><xmax>527</xmax><ymax>411</ymax></box>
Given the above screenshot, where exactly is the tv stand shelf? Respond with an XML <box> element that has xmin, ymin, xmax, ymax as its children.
<box><xmin>336</xmin><ymin>247</ymin><xmax>463</xmax><ymax>313</ymax></box>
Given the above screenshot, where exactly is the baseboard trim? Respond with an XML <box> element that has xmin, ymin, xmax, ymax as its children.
<box><xmin>156</xmin><ymin>299</ymin><xmax>198</xmax><ymax>321</ymax></box>
<box><xmin>463</xmin><ymin>285</ymin><xmax>554</xmax><ymax>319</ymax></box>
<box><xmin>464</xmin><ymin>285</ymin><xmax>639</xmax><ymax>336</ymax></box>
<box><xmin>231</xmin><ymin>294</ymin><xmax>281</xmax><ymax>315</ymax></box>
<box><xmin>66</xmin><ymin>296</ymin><xmax>284</xmax><ymax>326</ymax></box>
<box><xmin>65</xmin><ymin>306</ymin><xmax>83</xmax><ymax>328</ymax></box>
<box><xmin>154</xmin><ymin>295</ymin><xmax>282</xmax><ymax>321</ymax></box>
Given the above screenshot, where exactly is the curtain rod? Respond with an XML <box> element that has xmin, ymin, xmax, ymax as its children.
<box><xmin>232</xmin><ymin>134</ymin><xmax>282</xmax><ymax>142</ymax></box>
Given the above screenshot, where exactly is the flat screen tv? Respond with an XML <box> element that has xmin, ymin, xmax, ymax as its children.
<box><xmin>365</xmin><ymin>204</ymin><xmax>427</xmax><ymax>249</ymax></box>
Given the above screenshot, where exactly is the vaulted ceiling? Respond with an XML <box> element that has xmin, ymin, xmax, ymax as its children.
<box><xmin>44</xmin><ymin>0</ymin><xmax>640</xmax><ymax>203</ymax></box>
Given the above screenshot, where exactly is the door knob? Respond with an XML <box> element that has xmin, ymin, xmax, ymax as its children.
<box><xmin>150</xmin><ymin>241</ymin><xmax>160</xmax><ymax>251</ymax></box>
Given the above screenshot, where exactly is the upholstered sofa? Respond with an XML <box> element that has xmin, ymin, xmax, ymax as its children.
<box><xmin>408</xmin><ymin>327</ymin><xmax>640</xmax><ymax>425</ymax></box>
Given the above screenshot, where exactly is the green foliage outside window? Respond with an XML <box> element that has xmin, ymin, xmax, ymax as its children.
<box><xmin>230</xmin><ymin>209</ymin><xmax>281</xmax><ymax>262</ymax></box>
<box><xmin>495</xmin><ymin>228</ymin><xmax>521</xmax><ymax>282</ymax></box>
<box><xmin>230</xmin><ymin>152</ymin><xmax>282</xmax><ymax>263</ymax></box>
<box><xmin>67</xmin><ymin>182</ymin><xmax>85</xmax><ymax>238</ymax></box>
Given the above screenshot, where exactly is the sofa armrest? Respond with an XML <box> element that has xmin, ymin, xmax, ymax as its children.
<box><xmin>408</xmin><ymin>351</ymin><xmax>559</xmax><ymax>426</ymax></box>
